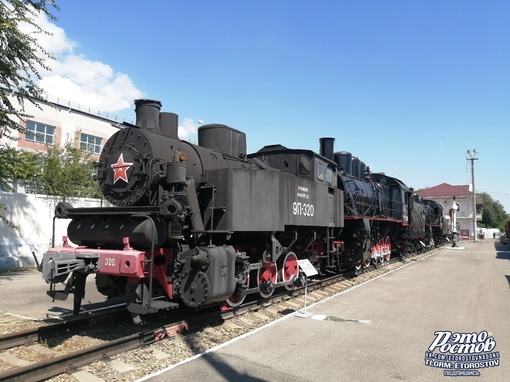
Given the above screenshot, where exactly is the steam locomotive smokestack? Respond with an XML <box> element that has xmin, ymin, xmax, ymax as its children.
<box><xmin>134</xmin><ymin>99</ymin><xmax>162</xmax><ymax>130</ymax></box>
<box><xmin>159</xmin><ymin>112</ymin><xmax>179</xmax><ymax>138</ymax></box>
<box><xmin>319</xmin><ymin>137</ymin><xmax>335</xmax><ymax>161</ymax></box>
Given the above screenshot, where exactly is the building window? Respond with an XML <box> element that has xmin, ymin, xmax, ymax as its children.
<box><xmin>80</xmin><ymin>133</ymin><xmax>102</xmax><ymax>154</ymax></box>
<box><xmin>25</xmin><ymin>120</ymin><xmax>55</xmax><ymax>144</ymax></box>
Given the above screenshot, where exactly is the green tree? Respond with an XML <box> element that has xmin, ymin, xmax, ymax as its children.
<box><xmin>0</xmin><ymin>0</ymin><xmax>59</xmax><ymax>140</ymax></box>
<box><xmin>0</xmin><ymin>145</ymin><xmax>42</xmax><ymax>191</ymax></box>
<box><xmin>478</xmin><ymin>192</ymin><xmax>509</xmax><ymax>231</ymax></box>
<box><xmin>38</xmin><ymin>143</ymin><xmax>101</xmax><ymax>198</ymax></box>
<box><xmin>0</xmin><ymin>143</ymin><xmax>102</xmax><ymax>198</ymax></box>
<box><xmin>0</xmin><ymin>0</ymin><xmax>58</xmax><ymax>221</ymax></box>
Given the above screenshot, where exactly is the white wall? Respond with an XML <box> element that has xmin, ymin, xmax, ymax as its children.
<box><xmin>478</xmin><ymin>227</ymin><xmax>501</xmax><ymax>239</ymax></box>
<box><xmin>1</xmin><ymin>93</ymin><xmax>126</xmax><ymax>270</ymax></box>
<box><xmin>0</xmin><ymin>191</ymin><xmax>105</xmax><ymax>270</ymax></box>
<box><xmin>0</xmin><ymin>93</ymin><xmax>124</xmax><ymax>270</ymax></box>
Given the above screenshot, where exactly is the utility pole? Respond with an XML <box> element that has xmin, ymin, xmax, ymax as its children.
<box><xmin>466</xmin><ymin>150</ymin><xmax>478</xmax><ymax>242</ymax></box>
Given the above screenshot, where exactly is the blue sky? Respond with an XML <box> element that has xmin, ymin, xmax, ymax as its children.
<box><xmin>34</xmin><ymin>1</ymin><xmax>510</xmax><ymax>213</ymax></box>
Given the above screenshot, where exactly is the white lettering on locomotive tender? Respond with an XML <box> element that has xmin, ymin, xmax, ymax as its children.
<box><xmin>296</xmin><ymin>185</ymin><xmax>310</xmax><ymax>199</ymax></box>
<box><xmin>292</xmin><ymin>202</ymin><xmax>315</xmax><ymax>216</ymax></box>
<box><xmin>294</xmin><ymin>185</ymin><xmax>314</xmax><ymax>216</ymax></box>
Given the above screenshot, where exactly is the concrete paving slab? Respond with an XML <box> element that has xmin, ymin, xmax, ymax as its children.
<box><xmin>71</xmin><ymin>370</ymin><xmax>105</xmax><ymax>382</ymax></box>
<box><xmin>109</xmin><ymin>359</ymin><xmax>135</xmax><ymax>373</ymax></box>
<box><xmin>0</xmin><ymin>351</ymin><xmax>33</xmax><ymax>367</ymax></box>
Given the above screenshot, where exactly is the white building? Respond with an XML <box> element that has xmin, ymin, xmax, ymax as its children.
<box><xmin>418</xmin><ymin>183</ymin><xmax>482</xmax><ymax>240</ymax></box>
<box><xmin>1</xmin><ymin>92</ymin><xmax>131</xmax><ymax>158</ymax></box>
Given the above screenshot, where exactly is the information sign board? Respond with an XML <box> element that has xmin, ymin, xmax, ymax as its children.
<box><xmin>298</xmin><ymin>259</ymin><xmax>318</xmax><ymax>277</ymax></box>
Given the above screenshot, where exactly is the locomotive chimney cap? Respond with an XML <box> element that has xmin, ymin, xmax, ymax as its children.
<box><xmin>134</xmin><ymin>99</ymin><xmax>162</xmax><ymax>108</ymax></box>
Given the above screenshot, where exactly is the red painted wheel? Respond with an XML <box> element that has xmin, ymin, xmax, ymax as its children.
<box><xmin>363</xmin><ymin>258</ymin><xmax>371</xmax><ymax>268</ymax></box>
<box><xmin>226</xmin><ymin>273</ymin><xmax>249</xmax><ymax>308</ymax></box>
<box><xmin>226</xmin><ymin>292</ymin><xmax>246</xmax><ymax>307</ymax></box>
<box><xmin>385</xmin><ymin>237</ymin><xmax>392</xmax><ymax>261</ymax></box>
<box><xmin>281</xmin><ymin>252</ymin><xmax>299</xmax><ymax>291</ymax></box>
<box><xmin>378</xmin><ymin>239</ymin><xmax>385</xmax><ymax>262</ymax></box>
<box><xmin>371</xmin><ymin>243</ymin><xmax>381</xmax><ymax>264</ymax></box>
<box><xmin>258</xmin><ymin>262</ymin><xmax>277</xmax><ymax>298</ymax></box>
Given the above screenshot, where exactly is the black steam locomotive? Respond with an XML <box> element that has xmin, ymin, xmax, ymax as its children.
<box><xmin>41</xmin><ymin>100</ymin><xmax>447</xmax><ymax>322</ymax></box>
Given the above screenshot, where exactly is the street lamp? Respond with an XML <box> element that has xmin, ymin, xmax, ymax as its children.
<box><xmin>451</xmin><ymin>196</ymin><xmax>459</xmax><ymax>247</ymax></box>
<box><xmin>466</xmin><ymin>149</ymin><xmax>479</xmax><ymax>242</ymax></box>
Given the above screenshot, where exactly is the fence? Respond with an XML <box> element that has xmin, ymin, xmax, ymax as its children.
<box><xmin>0</xmin><ymin>191</ymin><xmax>105</xmax><ymax>271</ymax></box>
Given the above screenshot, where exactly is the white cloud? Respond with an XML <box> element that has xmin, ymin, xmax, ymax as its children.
<box><xmin>21</xmin><ymin>12</ymin><xmax>143</xmax><ymax>113</ymax></box>
<box><xmin>179</xmin><ymin>118</ymin><xmax>199</xmax><ymax>141</ymax></box>
<box><xmin>28</xmin><ymin>11</ymin><xmax>75</xmax><ymax>55</ymax></box>
<box><xmin>20</xmin><ymin>11</ymin><xmax>198</xmax><ymax>140</ymax></box>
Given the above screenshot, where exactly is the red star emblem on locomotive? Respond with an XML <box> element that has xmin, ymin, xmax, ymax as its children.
<box><xmin>111</xmin><ymin>153</ymin><xmax>133</xmax><ymax>184</ymax></box>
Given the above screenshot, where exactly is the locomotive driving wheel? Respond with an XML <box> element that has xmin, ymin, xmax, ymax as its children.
<box><xmin>226</xmin><ymin>273</ymin><xmax>249</xmax><ymax>308</ymax></box>
<box><xmin>352</xmin><ymin>253</ymin><xmax>363</xmax><ymax>271</ymax></box>
<box><xmin>384</xmin><ymin>237</ymin><xmax>391</xmax><ymax>261</ymax></box>
<box><xmin>279</xmin><ymin>252</ymin><xmax>299</xmax><ymax>291</ymax></box>
<box><xmin>226</xmin><ymin>287</ymin><xmax>246</xmax><ymax>308</ymax></box>
<box><xmin>258</xmin><ymin>262</ymin><xmax>277</xmax><ymax>298</ymax></box>
<box><xmin>371</xmin><ymin>243</ymin><xmax>380</xmax><ymax>265</ymax></box>
<box><xmin>377</xmin><ymin>238</ymin><xmax>385</xmax><ymax>263</ymax></box>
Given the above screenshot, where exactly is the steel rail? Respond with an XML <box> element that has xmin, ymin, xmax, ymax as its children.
<box><xmin>0</xmin><ymin>327</ymin><xmax>40</xmax><ymax>351</ymax></box>
<box><xmin>0</xmin><ymin>332</ymin><xmax>143</xmax><ymax>382</ymax></box>
<box><xmin>0</xmin><ymin>308</ymin><xmax>128</xmax><ymax>351</ymax></box>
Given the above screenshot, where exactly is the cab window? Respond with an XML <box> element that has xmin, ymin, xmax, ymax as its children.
<box><xmin>325</xmin><ymin>166</ymin><xmax>334</xmax><ymax>185</ymax></box>
<box><xmin>316</xmin><ymin>162</ymin><xmax>335</xmax><ymax>186</ymax></box>
<box><xmin>317</xmin><ymin>162</ymin><xmax>326</xmax><ymax>181</ymax></box>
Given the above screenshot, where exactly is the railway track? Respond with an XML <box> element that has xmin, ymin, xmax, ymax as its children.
<box><xmin>0</xmin><ymin>308</ymin><xmax>194</xmax><ymax>382</ymax></box>
<box><xmin>0</xmin><ymin>247</ymin><xmax>443</xmax><ymax>381</ymax></box>
<box><xmin>0</xmin><ymin>308</ymin><xmax>128</xmax><ymax>352</ymax></box>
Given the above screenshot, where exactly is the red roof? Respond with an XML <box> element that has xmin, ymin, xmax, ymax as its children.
<box><xmin>418</xmin><ymin>183</ymin><xmax>471</xmax><ymax>198</ymax></box>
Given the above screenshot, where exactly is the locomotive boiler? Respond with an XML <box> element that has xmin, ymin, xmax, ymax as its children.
<box><xmin>41</xmin><ymin>99</ymin><xmax>446</xmax><ymax>322</ymax></box>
